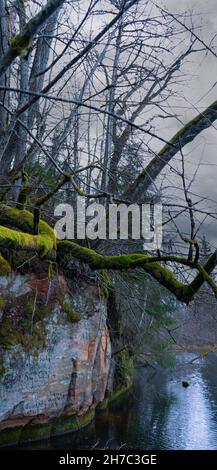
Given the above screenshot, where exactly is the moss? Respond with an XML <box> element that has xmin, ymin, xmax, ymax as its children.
<box><xmin>0</xmin><ymin>223</ymin><xmax>55</xmax><ymax>258</ymax></box>
<box><xmin>20</xmin><ymin>422</ymin><xmax>52</xmax><ymax>443</ymax></box>
<box><xmin>58</xmin><ymin>241</ymin><xmax>168</xmax><ymax>271</ymax></box>
<box><xmin>0</xmin><ymin>295</ymin><xmax>6</xmax><ymax>310</ymax></box>
<box><xmin>9</xmin><ymin>248</ymin><xmax>33</xmax><ymax>269</ymax></box>
<box><xmin>0</xmin><ymin>319</ymin><xmax>18</xmax><ymax>349</ymax></box>
<box><xmin>38</xmin><ymin>299</ymin><xmax>52</xmax><ymax>319</ymax></box>
<box><xmin>0</xmin><ymin>204</ymin><xmax>56</xmax><ymax>257</ymax></box>
<box><xmin>0</xmin><ymin>316</ymin><xmax>46</xmax><ymax>351</ymax></box>
<box><xmin>0</xmin><ymin>298</ymin><xmax>52</xmax><ymax>358</ymax></box>
<box><xmin>0</xmin><ymin>426</ymin><xmax>22</xmax><ymax>447</ymax></box>
<box><xmin>63</xmin><ymin>301</ymin><xmax>81</xmax><ymax>322</ymax></box>
<box><xmin>23</xmin><ymin>301</ymin><xmax>35</xmax><ymax>317</ymax></box>
<box><xmin>0</xmin><ymin>356</ymin><xmax>7</xmax><ymax>383</ymax></box>
<box><xmin>196</xmin><ymin>264</ymin><xmax>217</xmax><ymax>299</ymax></box>
<box><xmin>0</xmin><ymin>253</ymin><xmax>11</xmax><ymax>276</ymax></box>
<box><xmin>143</xmin><ymin>262</ymin><xmax>191</xmax><ymax>302</ymax></box>
<box><xmin>125</xmin><ymin>100</ymin><xmax>217</xmax><ymax>198</ymax></box>
<box><xmin>17</xmin><ymin>186</ymin><xmax>32</xmax><ymax>209</ymax></box>
<box><xmin>57</xmin><ymin>241</ymin><xmax>193</xmax><ymax>301</ymax></box>
<box><xmin>157</xmin><ymin>100</ymin><xmax>217</xmax><ymax>157</ymax></box>
<box><xmin>57</xmin><ymin>241</ymin><xmax>107</xmax><ymax>269</ymax></box>
<box><xmin>10</xmin><ymin>34</ymin><xmax>32</xmax><ymax>57</ymax></box>
<box><xmin>0</xmin><ymin>204</ymin><xmax>211</xmax><ymax>302</ymax></box>
<box><xmin>96</xmin><ymin>382</ymin><xmax>133</xmax><ymax>412</ymax></box>
<box><xmin>0</xmin><ymin>204</ymin><xmax>33</xmax><ymax>232</ymax></box>
<box><xmin>0</xmin><ymin>365</ymin><xmax>7</xmax><ymax>383</ymax></box>
<box><xmin>17</xmin><ymin>173</ymin><xmax>31</xmax><ymax>210</ymax></box>
<box><xmin>99</xmin><ymin>269</ymin><xmax>112</xmax><ymax>299</ymax></box>
<box><xmin>52</xmin><ymin>408</ymin><xmax>95</xmax><ymax>436</ymax></box>
<box><xmin>107</xmin><ymin>383</ymin><xmax>133</xmax><ymax>408</ymax></box>
<box><xmin>48</xmin><ymin>261</ymin><xmax>55</xmax><ymax>279</ymax></box>
<box><xmin>0</xmin><ymin>409</ymin><xmax>96</xmax><ymax>446</ymax></box>
<box><xmin>35</xmin><ymin>174</ymin><xmax>72</xmax><ymax>208</ymax></box>
<box><xmin>63</xmin><ymin>172</ymin><xmax>72</xmax><ymax>182</ymax></box>
<box><xmin>76</xmin><ymin>187</ymin><xmax>85</xmax><ymax>196</ymax></box>
<box><xmin>30</xmin><ymin>323</ymin><xmax>46</xmax><ymax>349</ymax></box>
<box><xmin>24</xmin><ymin>299</ymin><xmax>51</xmax><ymax>321</ymax></box>
<box><xmin>33</xmin><ymin>350</ymin><xmax>40</xmax><ymax>359</ymax></box>
<box><xmin>119</xmin><ymin>350</ymin><xmax>136</xmax><ymax>383</ymax></box>
<box><xmin>96</xmin><ymin>398</ymin><xmax>109</xmax><ymax>412</ymax></box>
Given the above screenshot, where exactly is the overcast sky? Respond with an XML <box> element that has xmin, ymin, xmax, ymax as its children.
<box><xmin>157</xmin><ymin>0</ymin><xmax>217</xmax><ymax>248</ymax></box>
<box><xmin>80</xmin><ymin>0</ymin><xmax>217</xmax><ymax>248</ymax></box>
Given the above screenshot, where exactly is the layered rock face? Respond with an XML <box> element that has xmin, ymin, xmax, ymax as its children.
<box><xmin>0</xmin><ymin>270</ymin><xmax>111</xmax><ymax>445</ymax></box>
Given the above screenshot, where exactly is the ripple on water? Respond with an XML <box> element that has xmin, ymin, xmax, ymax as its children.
<box><xmin>20</xmin><ymin>352</ymin><xmax>217</xmax><ymax>450</ymax></box>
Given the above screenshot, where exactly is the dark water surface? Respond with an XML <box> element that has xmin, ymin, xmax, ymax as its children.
<box><xmin>24</xmin><ymin>352</ymin><xmax>217</xmax><ymax>450</ymax></box>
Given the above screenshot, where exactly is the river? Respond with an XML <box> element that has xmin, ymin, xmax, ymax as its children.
<box><xmin>23</xmin><ymin>352</ymin><xmax>217</xmax><ymax>450</ymax></box>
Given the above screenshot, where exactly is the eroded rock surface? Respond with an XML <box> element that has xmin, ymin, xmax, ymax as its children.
<box><xmin>0</xmin><ymin>271</ymin><xmax>111</xmax><ymax>442</ymax></box>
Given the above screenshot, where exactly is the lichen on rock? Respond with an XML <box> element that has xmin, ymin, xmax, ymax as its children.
<box><xmin>63</xmin><ymin>300</ymin><xmax>81</xmax><ymax>322</ymax></box>
<box><xmin>0</xmin><ymin>270</ymin><xmax>111</xmax><ymax>446</ymax></box>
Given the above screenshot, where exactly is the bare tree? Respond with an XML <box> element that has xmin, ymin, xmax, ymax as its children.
<box><xmin>0</xmin><ymin>0</ymin><xmax>217</xmax><ymax>307</ymax></box>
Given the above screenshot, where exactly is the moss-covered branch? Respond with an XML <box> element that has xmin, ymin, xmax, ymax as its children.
<box><xmin>0</xmin><ymin>225</ymin><xmax>55</xmax><ymax>257</ymax></box>
<box><xmin>0</xmin><ymin>204</ymin><xmax>56</xmax><ymax>258</ymax></box>
<box><xmin>0</xmin><ymin>0</ymin><xmax>66</xmax><ymax>78</ymax></box>
<box><xmin>33</xmin><ymin>173</ymin><xmax>71</xmax><ymax>234</ymax></box>
<box><xmin>57</xmin><ymin>240</ymin><xmax>217</xmax><ymax>303</ymax></box>
<box><xmin>190</xmin><ymin>250</ymin><xmax>217</xmax><ymax>293</ymax></box>
<box><xmin>0</xmin><ymin>204</ymin><xmax>217</xmax><ymax>304</ymax></box>
<box><xmin>125</xmin><ymin>100</ymin><xmax>217</xmax><ymax>201</ymax></box>
<box><xmin>0</xmin><ymin>253</ymin><xmax>11</xmax><ymax>275</ymax></box>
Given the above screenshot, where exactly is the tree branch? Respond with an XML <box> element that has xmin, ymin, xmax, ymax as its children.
<box><xmin>125</xmin><ymin>99</ymin><xmax>217</xmax><ymax>201</ymax></box>
<box><xmin>0</xmin><ymin>0</ymin><xmax>66</xmax><ymax>79</ymax></box>
<box><xmin>16</xmin><ymin>0</ymin><xmax>140</xmax><ymax>117</ymax></box>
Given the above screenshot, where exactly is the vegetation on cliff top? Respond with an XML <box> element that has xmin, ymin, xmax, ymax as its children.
<box><xmin>0</xmin><ymin>201</ymin><xmax>216</xmax><ymax>305</ymax></box>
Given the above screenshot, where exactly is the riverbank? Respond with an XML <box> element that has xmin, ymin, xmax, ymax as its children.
<box><xmin>0</xmin><ymin>382</ymin><xmax>133</xmax><ymax>448</ymax></box>
<box><xmin>12</xmin><ymin>351</ymin><xmax>217</xmax><ymax>450</ymax></box>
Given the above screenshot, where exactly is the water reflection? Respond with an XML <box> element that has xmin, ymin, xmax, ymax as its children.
<box><xmin>132</xmin><ymin>353</ymin><xmax>217</xmax><ymax>450</ymax></box>
<box><xmin>164</xmin><ymin>370</ymin><xmax>215</xmax><ymax>449</ymax></box>
<box><xmin>21</xmin><ymin>352</ymin><xmax>217</xmax><ymax>450</ymax></box>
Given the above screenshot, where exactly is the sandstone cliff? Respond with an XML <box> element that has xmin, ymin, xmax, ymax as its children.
<box><xmin>0</xmin><ymin>268</ymin><xmax>111</xmax><ymax>446</ymax></box>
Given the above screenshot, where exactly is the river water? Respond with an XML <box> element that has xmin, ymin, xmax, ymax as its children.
<box><xmin>26</xmin><ymin>352</ymin><xmax>217</xmax><ymax>450</ymax></box>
